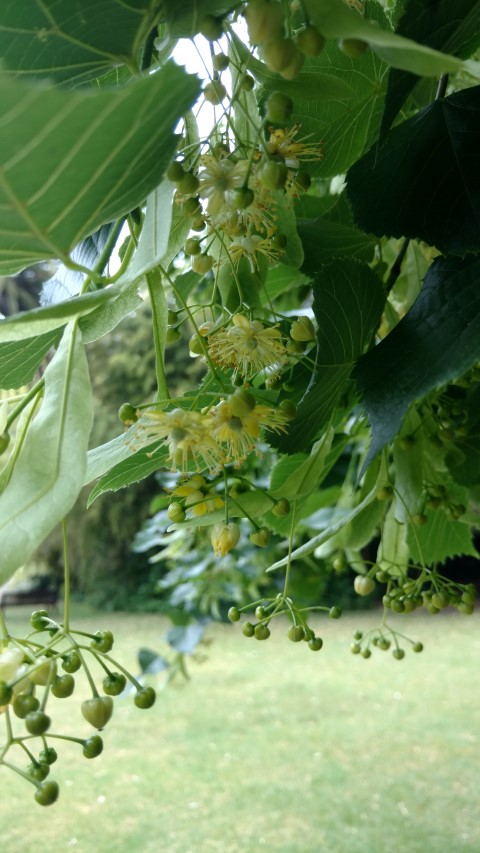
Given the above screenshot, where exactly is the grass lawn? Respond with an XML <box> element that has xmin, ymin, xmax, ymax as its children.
<box><xmin>1</xmin><ymin>606</ymin><xmax>479</xmax><ymax>853</ymax></box>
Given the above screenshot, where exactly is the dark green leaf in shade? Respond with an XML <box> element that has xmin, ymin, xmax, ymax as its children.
<box><xmin>275</xmin><ymin>260</ymin><xmax>385</xmax><ymax>452</ymax></box>
<box><xmin>353</xmin><ymin>255</ymin><xmax>480</xmax><ymax>469</ymax></box>
<box><xmin>0</xmin><ymin>0</ymin><xmax>163</xmax><ymax>87</ymax></box>
<box><xmin>0</xmin><ymin>330</ymin><xmax>59</xmax><ymax>390</ymax></box>
<box><xmin>347</xmin><ymin>86</ymin><xmax>480</xmax><ymax>256</ymax></box>
<box><xmin>380</xmin><ymin>0</ymin><xmax>480</xmax><ymax>139</ymax></box>
<box><xmin>0</xmin><ymin>64</ymin><xmax>200</xmax><ymax>275</ymax></box>
<box><xmin>298</xmin><ymin>218</ymin><xmax>377</xmax><ymax>272</ymax></box>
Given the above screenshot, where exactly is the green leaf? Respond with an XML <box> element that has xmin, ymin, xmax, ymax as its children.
<box><xmin>376</xmin><ymin>502</ymin><xmax>410</xmax><ymax>572</ymax></box>
<box><xmin>353</xmin><ymin>255</ymin><xmax>480</xmax><ymax>467</ymax></box>
<box><xmin>392</xmin><ymin>410</ymin><xmax>425</xmax><ymax>523</ymax></box>
<box><xmin>146</xmin><ymin>268</ymin><xmax>169</xmax><ymax>399</ymax></box>
<box><xmin>79</xmin><ymin>280</ymin><xmax>143</xmax><ymax>343</ymax></box>
<box><xmin>304</xmin><ymin>0</ymin><xmax>464</xmax><ymax>75</ymax></box>
<box><xmin>276</xmin><ymin>260</ymin><xmax>385</xmax><ymax>452</ymax></box>
<box><xmin>408</xmin><ymin>510</ymin><xmax>478</xmax><ymax>564</ymax></box>
<box><xmin>0</xmin><ymin>64</ymin><xmax>200</xmax><ymax>274</ymax></box>
<box><xmin>123</xmin><ymin>180</ymin><xmax>175</xmax><ymax>279</ymax></box>
<box><xmin>263</xmin><ymin>264</ymin><xmax>311</xmax><ymax>302</ymax></box>
<box><xmin>270</xmin><ymin>428</ymin><xmax>334</xmax><ymax>500</ymax></box>
<box><xmin>380</xmin><ymin>0</ymin><xmax>480</xmax><ymax>138</ymax></box>
<box><xmin>298</xmin><ymin>218</ymin><xmax>377</xmax><ymax>271</ymax></box>
<box><xmin>273</xmin><ymin>193</ymin><xmax>304</xmax><ymax>269</ymax></box>
<box><xmin>0</xmin><ymin>330</ymin><xmax>59</xmax><ymax>390</ymax></box>
<box><xmin>85</xmin><ymin>428</ymin><xmax>139</xmax><ymax>484</ymax></box>
<box><xmin>0</xmin><ymin>279</ymin><xmax>139</xmax><ymax>342</ymax></box>
<box><xmin>0</xmin><ymin>0</ymin><xmax>162</xmax><ymax>87</ymax></box>
<box><xmin>347</xmin><ymin>86</ymin><xmax>480</xmax><ymax>256</ymax></box>
<box><xmin>0</xmin><ymin>323</ymin><xmax>93</xmax><ymax>581</ymax></box>
<box><xmin>87</xmin><ymin>444</ymin><xmax>168</xmax><ymax>506</ymax></box>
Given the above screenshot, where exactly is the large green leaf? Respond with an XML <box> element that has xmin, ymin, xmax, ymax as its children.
<box><xmin>269</xmin><ymin>428</ymin><xmax>334</xmax><ymax>500</ymax></box>
<box><xmin>347</xmin><ymin>85</ymin><xmax>480</xmax><ymax>256</ymax></box>
<box><xmin>287</xmin><ymin>4</ymin><xmax>390</xmax><ymax>179</ymax></box>
<box><xmin>122</xmin><ymin>180</ymin><xmax>175</xmax><ymax>280</ymax></box>
<box><xmin>0</xmin><ymin>0</ymin><xmax>162</xmax><ymax>87</ymax></box>
<box><xmin>380</xmin><ymin>0</ymin><xmax>480</xmax><ymax>138</ymax></box>
<box><xmin>0</xmin><ymin>64</ymin><xmax>200</xmax><ymax>275</ymax></box>
<box><xmin>304</xmin><ymin>0</ymin><xmax>465</xmax><ymax>75</ymax></box>
<box><xmin>276</xmin><ymin>260</ymin><xmax>385</xmax><ymax>452</ymax></box>
<box><xmin>0</xmin><ymin>323</ymin><xmax>93</xmax><ymax>581</ymax></box>
<box><xmin>79</xmin><ymin>280</ymin><xmax>143</xmax><ymax>343</ymax></box>
<box><xmin>0</xmin><ymin>330</ymin><xmax>59</xmax><ymax>390</ymax></box>
<box><xmin>353</xmin><ymin>255</ymin><xmax>480</xmax><ymax>467</ymax></box>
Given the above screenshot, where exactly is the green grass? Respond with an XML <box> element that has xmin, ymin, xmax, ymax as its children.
<box><xmin>1</xmin><ymin>606</ymin><xmax>480</xmax><ymax>853</ymax></box>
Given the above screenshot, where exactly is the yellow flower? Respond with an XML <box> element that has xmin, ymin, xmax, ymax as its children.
<box><xmin>198</xmin><ymin>155</ymin><xmax>248</xmax><ymax>216</ymax></box>
<box><xmin>172</xmin><ymin>476</ymin><xmax>224</xmax><ymax>517</ymax></box>
<box><xmin>210</xmin><ymin>522</ymin><xmax>240</xmax><ymax>557</ymax></box>
<box><xmin>227</xmin><ymin>234</ymin><xmax>281</xmax><ymax>271</ymax></box>
<box><xmin>267</xmin><ymin>126</ymin><xmax>324</xmax><ymax>168</ymax></box>
<box><xmin>135</xmin><ymin>408</ymin><xmax>224</xmax><ymax>473</ymax></box>
<box><xmin>208</xmin><ymin>314</ymin><xmax>287</xmax><ymax>378</ymax></box>
<box><xmin>210</xmin><ymin>396</ymin><xmax>291</xmax><ymax>464</ymax></box>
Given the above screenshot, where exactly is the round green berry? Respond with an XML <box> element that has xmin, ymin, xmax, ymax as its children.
<box><xmin>203</xmin><ymin>81</ymin><xmax>227</xmax><ymax>105</ymax></box>
<box><xmin>308</xmin><ymin>637</ymin><xmax>323</xmax><ymax>651</ymax></box>
<box><xmin>62</xmin><ymin>650</ymin><xmax>81</xmax><ymax>673</ymax></box>
<box><xmin>134</xmin><ymin>687</ymin><xmax>156</xmax><ymax>709</ymax></box>
<box><xmin>295</xmin><ymin>26</ymin><xmax>325</xmax><ymax>58</ymax></box>
<box><xmin>212</xmin><ymin>52</ymin><xmax>230</xmax><ymax>72</ymax></box>
<box><xmin>255</xmin><ymin>605</ymin><xmax>267</xmax><ymax>620</ymax></box>
<box><xmin>118</xmin><ymin>403</ymin><xmax>138</xmax><ymax>424</ymax></box>
<box><xmin>0</xmin><ymin>680</ymin><xmax>13</xmax><ymax>705</ymax></box>
<box><xmin>339</xmin><ymin>38</ymin><xmax>369</xmax><ymax>58</ymax></box>
<box><xmin>199</xmin><ymin>13</ymin><xmax>223</xmax><ymax>41</ymax></box>
<box><xmin>265</xmin><ymin>92</ymin><xmax>294</xmax><ymax>123</ymax></box>
<box><xmin>81</xmin><ymin>696</ymin><xmax>114</xmax><ymax>729</ymax></box>
<box><xmin>25</xmin><ymin>711</ymin><xmax>51</xmax><ymax>736</ymax></box>
<box><xmin>228</xmin><ymin>607</ymin><xmax>241</xmax><ymax>622</ymax></box>
<box><xmin>30</xmin><ymin>610</ymin><xmax>50</xmax><ymax>631</ymax></box>
<box><xmin>254</xmin><ymin>624</ymin><xmax>270</xmax><ymax>640</ymax></box>
<box><xmin>288</xmin><ymin>625</ymin><xmax>305</xmax><ymax>642</ymax></box>
<box><xmin>392</xmin><ymin>648</ymin><xmax>405</xmax><ymax>660</ymax></box>
<box><xmin>412</xmin><ymin>642</ymin><xmax>424</xmax><ymax>653</ymax></box>
<box><xmin>103</xmin><ymin>672</ymin><xmax>127</xmax><ymax>696</ymax></box>
<box><xmin>28</xmin><ymin>762</ymin><xmax>50</xmax><ymax>782</ymax></box>
<box><xmin>272</xmin><ymin>498</ymin><xmax>290</xmax><ymax>517</ymax></box>
<box><xmin>166</xmin><ymin>161</ymin><xmax>185</xmax><ymax>182</ymax></box>
<box><xmin>83</xmin><ymin>735</ymin><xmax>104</xmax><ymax>759</ymax></box>
<box><xmin>259</xmin><ymin>160</ymin><xmax>289</xmax><ymax>190</ymax></box>
<box><xmin>350</xmin><ymin>643</ymin><xmax>361</xmax><ymax>655</ymax></box>
<box><xmin>39</xmin><ymin>747</ymin><xmax>57</xmax><ymax>766</ymax></box>
<box><xmin>91</xmin><ymin>631</ymin><xmax>114</xmax><ymax>654</ymax></box>
<box><xmin>329</xmin><ymin>606</ymin><xmax>342</xmax><ymax>619</ymax></box>
<box><xmin>184</xmin><ymin>237</ymin><xmax>202</xmax><ymax>256</ymax></box>
<box><xmin>13</xmin><ymin>693</ymin><xmax>40</xmax><ymax>719</ymax></box>
<box><xmin>34</xmin><ymin>780</ymin><xmax>59</xmax><ymax>807</ymax></box>
<box><xmin>51</xmin><ymin>674</ymin><xmax>75</xmax><ymax>699</ymax></box>
<box><xmin>242</xmin><ymin>622</ymin><xmax>255</xmax><ymax>637</ymax></box>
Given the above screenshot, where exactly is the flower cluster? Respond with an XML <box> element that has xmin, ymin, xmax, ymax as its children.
<box><xmin>134</xmin><ymin>388</ymin><xmax>292</xmax><ymax>473</ymax></box>
<box><xmin>207</xmin><ymin>313</ymin><xmax>288</xmax><ymax>378</ymax></box>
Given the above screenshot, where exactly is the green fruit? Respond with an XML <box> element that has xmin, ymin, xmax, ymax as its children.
<box><xmin>353</xmin><ymin>630</ymin><xmax>363</xmax><ymax>640</ymax></box>
<box><xmin>230</xmin><ymin>388</ymin><xmax>256</xmax><ymax>417</ymax></box>
<box><xmin>203</xmin><ymin>81</ymin><xmax>227</xmax><ymax>105</ymax></box>
<box><xmin>375</xmin><ymin>569</ymin><xmax>390</xmax><ymax>583</ymax></box>
<box><xmin>25</xmin><ymin>711</ymin><xmax>51</xmax><ymax>736</ymax></box>
<box><xmin>34</xmin><ymin>780</ymin><xmax>59</xmax><ymax>807</ymax></box>
<box><xmin>391</xmin><ymin>599</ymin><xmax>405</xmax><ymax>613</ymax></box>
<box><xmin>28</xmin><ymin>762</ymin><xmax>50</xmax><ymax>782</ymax></box>
<box><xmin>0</xmin><ymin>680</ymin><xmax>13</xmax><ymax>705</ymax></box>
<box><xmin>177</xmin><ymin>172</ymin><xmax>200</xmax><ymax>194</ymax></box>
<box><xmin>254</xmin><ymin>624</ymin><xmax>270</xmax><ymax>640</ymax></box>
<box><xmin>62</xmin><ymin>650</ymin><xmax>81</xmax><ymax>673</ymax></box>
<box><xmin>461</xmin><ymin>587</ymin><xmax>476</xmax><ymax>604</ymax></box>
<box><xmin>39</xmin><ymin>747</ymin><xmax>57</xmax><ymax>766</ymax></box>
<box><xmin>118</xmin><ymin>403</ymin><xmax>138</xmax><ymax>424</ymax></box>
<box><xmin>244</xmin><ymin>0</ymin><xmax>285</xmax><ymax>44</ymax></box>
<box><xmin>167</xmin><ymin>502</ymin><xmax>186</xmax><ymax>523</ymax></box>
<box><xmin>192</xmin><ymin>253</ymin><xmax>214</xmax><ymax>275</ymax></box>
<box><xmin>12</xmin><ymin>693</ymin><xmax>39</xmax><ymax>718</ymax></box>
<box><xmin>81</xmin><ymin>696</ymin><xmax>114</xmax><ymax>730</ymax></box>
<box><xmin>83</xmin><ymin>735</ymin><xmax>104</xmax><ymax>759</ymax></box>
<box><xmin>241</xmin><ymin>74</ymin><xmax>255</xmax><ymax>91</ymax></box>
<box><xmin>250</xmin><ymin>527</ymin><xmax>270</xmax><ymax>548</ymax></box>
<box><xmin>262</xmin><ymin>38</ymin><xmax>297</xmax><ymax>73</ymax></box>
<box><xmin>339</xmin><ymin>38</ymin><xmax>369</xmax><ymax>58</ymax></box>
<box><xmin>91</xmin><ymin>631</ymin><xmax>114</xmax><ymax>654</ymax></box>
<box><xmin>288</xmin><ymin>625</ymin><xmax>305</xmax><ymax>642</ymax></box>
<box><xmin>31</xmin><ymin>657</ymin><xmax>57</xmax><ymax>686</ymax></box>
<box><xmin>431</xmin><ymin>591</ymin><xmax>450</xmax><ymax>610</ymax></box>
<box><xmin>290</xmin><ymin>316</ymin><xmax>315</xmax><ymax>342</ymax></box>
<box><xmin>166</xmin><ymin>327</ymin><xmax>182</xmax><ymax>344</ymax></box>
<box><xmin>412</xmin><ymin>642</ymin><xmax>424</xmax><ymax>653</ymax></box>
<box><xmin>184</xmin><ymin>237</ymin><xmax>202</xmax><ymax>256</ymax></box>
<box><xmin>361</xmin><ymin>648</ymin><xmax>372</xmax><ymax>659</ymax></box>
<box><xmin>354</xmin><ymin>575</ymin><xmax>375</xmax><ymax>596</ymax></box>
<box><xmin>182</xmin><ymin>196</ymin><xmax>202</xmax><ymax>216</ymax></box>
<box><xmin>242</xmin><ymin>622</ymin><xmax>255</xmax><ymax>637</ymax></box>
<box><xmin>166</xmin><ymin>161</ymin><xmax>185</xmax><ymax>182</ymax></box>
<box><xmin>231</xmin><ymin>187</ymin><xmax>254</xmax><ymax>209</ymax></box>
<box><xmin>213</xmin><ymin>52</ymin><xmax>230</xmax><ymax>72</ymax></box>
<box><xmin>295</xmin><ymin>26</ymin><xmax>325</xmax><ymax>57</ymax></box>
<box><xmin>255</xmin><ymin>605</ymin><xmax>267</xmax><ymax>620</ymax></box>
<box><xmin>457</xmin><ymin>601</ymin><xmax>474</xmax><ymax>615</ymax></box>
<box><xmin>266</xmin><ymin>91</ymin><xmax>294</xmax><ymax>123</ymax></box>
<box><xmin>308</xmin><ymin>637</ymin><xmax>323</xmax><ymax>651</ymax></box>
<box><xmin>103</xmin><ymin>672</ymin><xmax>127</xmax><ymax>697</ymax></box>
<box><xmin>259</xmin><ymin>160</ymin><xmax>289</xmax><ymax>190</ymax></box>
<box><xmin>134</xmin><ymin>687</ymin><xmax>156</xmax><ymax>709</ymax></box>
<box><xmin>199</xmin><ymin>13</ymin><xmax>223</xmax><ymax>41</ymax></box>
<box><xmin>376</xmin><ymin>486</ymin><xmax>393</xmax><ymax>502</ymax></box>
<box><xmin>329</xmin><ymin>606</ymin><xmax>342</xmax><ymax>619</ymax></box>
<box><xmin>279</xmin><ymin>49</ymin><xmax>304</xmax><ymax>80</ymax></box>
<box><xmin>392</xmin><ymin>648</ymin><xmax>405</xmax><ymax>660</ymax></box>
<box><xmin>272</xmin><ymin>498</ymin><xmax>290</xmax><ymax>517</ymax></box>
<box><xmin>30</xmin><ymin>610</ymin><xmax>50</xmax><ymax>631</ymax></box>
<box><xmin>350</xmin><ymin>643</ymin><xmax>361</xmax><ymax>654</ymax></box>
<box><xmin>377</xmin><ymin>638</ymin><xmax>390</xmax><ymax>651</ymax></box>
<box><xmin>228</xmin><ymin>607</ymin><xmax>241</xmax><ymax>622</ymax></box>
<box><xmin>51</xmin><ymin>674</ymin><xmax>75</xmax><ymax>699</ymax></box>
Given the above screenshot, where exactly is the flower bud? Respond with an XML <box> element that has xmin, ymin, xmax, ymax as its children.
<box><xmin>250</xmin><ymin>527</ymin><xmax>271</xmax><ymax>547</ymax></box>
<box><xmin>244</xmin><ymin>0</ymin><xmax>284</xmax><ymax>44</ymax></box>
<box><xmin>290</xmin><ymin>316</ymin><xmax>315</xmax><ymax>341</ymax></box>
<box><xmin>211</xmin><ymin>522</ymin><xmax>240</xmax><ymax>557</ymax></box>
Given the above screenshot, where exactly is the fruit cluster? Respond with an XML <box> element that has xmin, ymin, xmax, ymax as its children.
<box><xmin>228</xmin><ymin>593</ymin><xmax>342</xmax><ymax>650</ymax></box>
<box><xmin>0</xmin><ymin>610</ymin><xmax>156</xmax><ymax>806</ymax></box>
